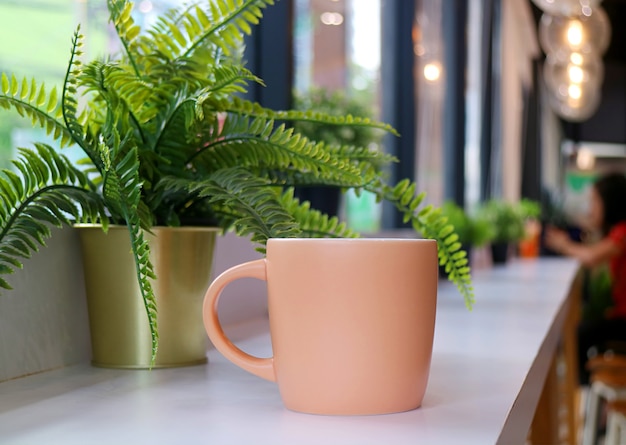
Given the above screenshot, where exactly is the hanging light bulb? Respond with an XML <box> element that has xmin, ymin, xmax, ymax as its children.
<box><xmin>566</xmin><ymin>20</ymin><xmax>584</xmax><ymax>46</ymax></box>
<box><xmin>539</xmin><ymin>7</ymin><xmax>611</xmax><ymax>56</ymax></box>
<box><xmin>570</xmin><ymin>52</ymin><xmax>584</xmax><ymax>65</ymax></box>
<box><xmin>568</xmin><ymin>65</ymin><xmax>584</xmax><ymax>83</ymax></box>
<box><xmin>544</xmin><ymin>50</ymin><xmax>603</xmax><ymax>93</ymax></box>
<box><xmin>423</xmin><ymin>62</ymin><xmax>442</xmax><ymax>82</ymax></box>
<box><xmin>568</xmin><ymin>84</ymin><xmax>582</xmax><ymax>99</ymax></box>
<box><xmin>547</xmin><ymin>82</ymin><xmax>601</xmax><ymax>122</ymax></box>
<box><xmin>531</xmin><ymin>0</ymin><xmax>602</xmax><ymax>17</ymax></box>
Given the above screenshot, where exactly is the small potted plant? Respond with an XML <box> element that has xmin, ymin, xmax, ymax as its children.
<box><xmin>477</xmin><ymin>198</ymin><xmax>541</xmax><ymax>264</ymax></box>
<box><xmin>517</xmin><ymin>199</ymin><xmax>542</xmax><ymax>258</ymax></box>
<box><xmin>0</xmin><ymin>0</ymin><xmax>474</xmax><ymax>368</ymax></box>
<box><xmin>477</xmin><ymin>199</ymin><xmax>525</xmax><ymax>264</ymax></box>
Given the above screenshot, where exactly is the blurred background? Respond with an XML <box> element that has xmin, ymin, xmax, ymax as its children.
<box><xmin>0</xmin><ymin>0</ymin><xmax>623</xmax><ymax>244</ymax></box>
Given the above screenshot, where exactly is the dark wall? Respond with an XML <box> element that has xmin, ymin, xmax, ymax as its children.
<box><xmin>561</xmin><ymin>0</ymin><xmax>626</xmax><ymax>144</ymax></box>
<box><xmin>569</xmin><ymin>62</ymin><xmax>626</xmax><ymax>144</ymax></box>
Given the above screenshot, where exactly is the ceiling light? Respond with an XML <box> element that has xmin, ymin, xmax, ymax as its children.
<box><xmin>320</xmin><ymin>12</ymin><xmax>344</xmax><ymax>26</ymax></box>
<box><xmin>568</xmin><ymin>84</ymin><xmax>582</xmax><ymax>99</ymax></box>
<box><xmin>423</xmin><ymin>62</ymin><xmax>442</xmax><ymax>82</ymax></box>
<box><xmin>568</xmin><ymin>65</ymin><xmax>584</xmax><ymax>84</ymax></box>
<box><xmin>570</xmin><ymin>52</ymin><xmax>583</xmax><ymax>65</ymax></box>
<box><xmin>566</xmin><ymin>20</ymin><xmax>583</xmax><ymax>47</ymax></box>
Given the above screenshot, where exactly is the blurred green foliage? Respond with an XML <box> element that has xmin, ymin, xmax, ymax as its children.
<box><xmin>0</xmin><ymin>0</ymin><xmax>109</xmax><ymax>170</ymax></box>
<box><xmin>292</xmin><ymin>87</ymin><xmax>384</xmax><ymax>149</ymax></box>
<box><xmin>583</xmin><ymin>265</ymin><xmax>613</xmax><ymax>322</ymax></box>
<box><xmin>441</xmin><ymin>201</ymin><xmax>494</xmax><ymax>247</ymax></box>
<box><xmin>477</xmin><ymin>199</ymin><xmax>541</xmax><ymax>243</ymax></box>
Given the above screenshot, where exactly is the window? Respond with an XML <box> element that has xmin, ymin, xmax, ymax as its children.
<box><xmin>294</xmin><ymin>0</ymin><xmax>384</xmax><ymax>231</ymax></box>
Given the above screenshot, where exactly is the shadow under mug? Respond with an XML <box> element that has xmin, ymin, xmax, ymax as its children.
<box><xmin>202</xmin><ymin>238</ymin><xmax>438</xmax><ymax>415</ymax></box>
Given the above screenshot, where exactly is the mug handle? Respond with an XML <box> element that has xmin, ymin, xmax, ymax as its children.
<box><xmin>202</xmin><ymin>259</ymin><xmax>275</xmax><ymax>382</ymax></box>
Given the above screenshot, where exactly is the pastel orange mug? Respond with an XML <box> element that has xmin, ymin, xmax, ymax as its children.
<box><xmin>202</xmin><ymin>238</ymin><xmax>438</xmax><ymax>415</ymax></box>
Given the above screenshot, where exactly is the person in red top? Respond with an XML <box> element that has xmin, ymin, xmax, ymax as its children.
<box><xmin>546</xmin><ymin>172</ymin><xmax>626</xmax><ymax>385</ymax></box>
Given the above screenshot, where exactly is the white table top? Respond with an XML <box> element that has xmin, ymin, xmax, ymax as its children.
<box><xmin>0</xmin><ymin>258</ymin><xmax>579</xmax><ymax>445</ymax></box>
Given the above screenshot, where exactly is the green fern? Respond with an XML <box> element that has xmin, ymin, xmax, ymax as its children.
<box><xmin>97</xmin><ymin>119</ymin><xmax>159</xmax><ymax>363</ymax></box>
<box><xmin>0</xmin><ymin>0</ymin><xmax>474</xmax><ymax>369</ymax></box>
<box><xmin>279</xmin><ymin>188</ymin><xmax>360</xmax><ymax>240</ymax></box>
<box><xmin>216</xmin><ymin>95</ymin><xmax>399</xmax><ymax>136</ymax></box>
<box><xmin>107</xmin><ymin>0</ymin><xmax>143</xmax><ymax>76</ymax></box>
<box><xmin>61</xmin><ymin>26</ymin><xmax>98</xmax><ymax>165</ymax></box>
<box><xmin>181</xmin><ymin>167</ymin><xmax>302</xmax><ymax>246</ymax></box>
<box><xmin>189</xmin><ymin>115</ymin><xmax>367</xmax><ymax>182</ymax></box>
<box><xmin>0</xmin><ymin>74</ymin><xmax>73</xmax><ymax>147</ymax></box>
<box><xmin>0</xmin><ymin>143</ymin><xmax>106</xmax><ymax>290</ymax></box>
<box><xmin>181</xmin><ymin>0</ymin><xmax>274</xmax><ymax>58</ymax></box>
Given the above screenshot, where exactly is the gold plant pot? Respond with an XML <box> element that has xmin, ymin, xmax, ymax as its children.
<box><xmin>75</xmin><ymin>224</ymin><xmax>218</xmax><ymax>369</ymax></box>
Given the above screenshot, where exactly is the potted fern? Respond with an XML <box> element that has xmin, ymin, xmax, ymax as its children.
<box><xmin>0</xmin><ymin>0</ymin><xmax>473</xmax><ymax>368</ymax></box>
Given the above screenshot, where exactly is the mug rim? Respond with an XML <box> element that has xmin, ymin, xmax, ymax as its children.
<box><xmin>267</xmin><ymin>238</ymin><xmax>436</xmax><ymax>244</ymax></box>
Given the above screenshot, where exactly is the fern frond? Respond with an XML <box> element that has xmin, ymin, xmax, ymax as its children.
<box><xmin>146</xmin><ymin>94</ymin><xmax>205</xmax><ymax>177</ymax></box>
<box><xmin>179</xmin><ymin>167</ymin><xmax>301</xmax><ymax>249</ymax></box>
<box><xmin>61</xmin><ymin>26</ymin><xmax>99</xmax><ymax>166</ymax></box>
<box><xmin>151</xmin><ymin>73</ymin><xmax>259</xmax><ymax>171</ymax></box>
<box><xmin>81</xmin><ymin>58</ymin><xmax>183</xmax><ymax>128</ymax></box>
<box><xmin>107</xmin><ymin>0</ymin><xmax>142</xmax><ymax>76</ymax></box>
<box><xmin>255</xmin><ymin>143</ymin><xmax>395</xmax><ymax>189</ymax></box>
<box><xmin>81</xmin><ymin>61</ymin><xmax>145</xmax><ymax>114</ymax></box>
<box><xmin>279</xmin><ymin>188</ymin><xmax>359</xmax><ymax>239</ymax></box>
<box><xmin>0</xmin><ymin>73</ymin><xmax>72</xmax><ymax>147</ymax></box>
<box><xmin>197</xmin><ymin>65</ymin><xmax>263</xmax><ymax>103</ymax></box>
<box><xmin>368</xmin><ymin>179</ymin><xmax>475</xmax><ymax>309</ymax></box>
<box><xmin>189</xmin><ymin>115</ymin><xmax>369</xmax><ymax>187</ymax></box>
<box><xmin>0</xmin><ymin>143</ymin><xmax>107</xmax><ymax>291</ymax></box>
<box><xmin>97</xmin><ymin>127</ymin><xmax>159</xmax><ymax>365</ymax></box>
<box><xmin>218</xmin><ymin>96</ymin><xmax>399</xmax><ymax>136</ymax></box>
<box><xmin>182</xmin><ymin>0</ymin><xmax>275</xmax><ymax>59</ymax></box>
<box><xmin>109</xmin><ymin>0</ymin><xmax>273</xmax><ymax>65</ymax></box>
<box><xmin>127</xmin><ymin>219</ymin><xmax>159</xmax><ymax>360</ymax></box>
<box><xmin>80</xmin><ymin>61</ymin><xmax>149</xmax><ymax>150</ymax></box>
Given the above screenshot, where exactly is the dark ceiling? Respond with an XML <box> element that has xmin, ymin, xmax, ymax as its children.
<box><xmin>593</xmin><ymin>0</ymin><xmax>626</xmax><ymax>63</ymax></box>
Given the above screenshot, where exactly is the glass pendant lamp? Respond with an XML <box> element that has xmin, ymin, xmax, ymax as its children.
<box><xmin>539</xmin><ymin>7</ymin><xmax>611</xmax><ymax>56</ymax></box>
<box><xmin>547</xmin><ymin>80</ymin><xmax>602</xmax><ymax>121</ymax></box>
<box><xmin>543</xmin><ymin>50</ymin><xmax>603</xmax><ymax>93</ymax></box>
<box><xmin>531</xmin><ymin>0</ymin><xmax>601</xmax><ymax>17</ymax></box>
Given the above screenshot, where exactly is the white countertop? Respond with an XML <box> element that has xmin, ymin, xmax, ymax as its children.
<box><xmin>0</xmin><ymin>258</ymin><xmax>579</xmax><ymax>445</ymax></box>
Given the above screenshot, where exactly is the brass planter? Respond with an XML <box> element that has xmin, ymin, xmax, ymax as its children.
<box><xmin>76</xmin><ymin>224</ymin><xmax>218</xmax><ymax>368</ymax></box>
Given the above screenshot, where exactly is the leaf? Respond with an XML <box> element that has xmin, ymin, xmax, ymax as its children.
<box><xmin>35</xmin><ymin>83</ymin><xmax>46</xmax><ymax>107</ymax></box>
<box><xmin>1</xmin><ymin>73</ymin><xmax>8</xmax><ymax>94</ymax></box>
<box><xmin>46</xmin><ymin>87</ymin><xmax>58</xmax><ymax>113</ymax></box>
<box><xmin>0</xmin><ymin>143</ymin><xmax>107</xmax><ymax>296</ymax></box>
<box><xmin>19</xmin><ymin>77</ymin><xmax>29</xmax><ymax>100</ymax></box>
<box><xmin>185</xmin><ymin>167</ymin><xmax>301</xmax><ymax>245</ymax></box>
<box><xmin>0</xmin><ymin>276</ymin><xmax>12</xmax><ymax>290</ymax></box>
<box><xmin>10</xmin><ymin>74</ymin><xmax>18</xmax><ymax>96</ymax></box>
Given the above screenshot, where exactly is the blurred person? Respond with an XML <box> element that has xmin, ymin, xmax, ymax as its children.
<box><xmin>546</xmin><ymin>172</ymin><xmax>626</xmax><ymax>385</ymax></box>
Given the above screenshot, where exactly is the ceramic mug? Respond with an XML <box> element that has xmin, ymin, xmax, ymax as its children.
<box><xmin>202</xmin><ymin>238</ymin><xmax>438</xmax><ymax>415</ymax></box>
